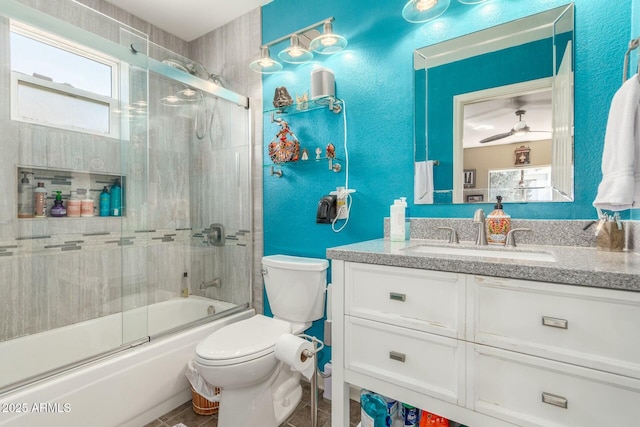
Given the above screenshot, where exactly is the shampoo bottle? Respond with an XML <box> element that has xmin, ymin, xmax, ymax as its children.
<box><xmin>50</xmin><ymin>191</ymin><xmax>67</xmax><ymax>217</ymax></box>
<box><xmin>110</xmin><ymin>178</ymin><xmax>122</xmax><ymax>217</ymax></box>
<box><xmin>34</xmin><ymin>182</ymin><xmax>47</xmax><ymax>217</ymax></box>
<box><xmin>487</xmin><ymin>195</ymin><xmax>511</xmax><ymax>245</ymax></box>
<box><xmin>17</xmin><ymin>172</ymin><xmax>34</xmax><ymax>218</ymax></box>
<box><xmin>99</xmin><ymin>186</ymin><xmax>110</xmax><ymax>217</ymax></box>
<box><xmin>390</xmin><ymin>199</ymin><xmax>406</xmax><ymax>242</ymax></box>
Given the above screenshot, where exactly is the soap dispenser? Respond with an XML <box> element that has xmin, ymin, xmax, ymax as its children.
<box><xmin>390</xmin><ymin>198</ymin><xmax>406</xmax><ymax>242</ymax></box>
<box><xmin>17</xmin><ymin>172</ymin><xmax>34</xmax><ymax>218</ymax></box>
<box><xmin>50</xmin><ymin>191</ymin><xmax>67</xmax><ymax>217</ymax></box>
<box><xmin>487</xmin><ymin>195</ymin><xmax>511</xmax><ymax>245</ymax></box>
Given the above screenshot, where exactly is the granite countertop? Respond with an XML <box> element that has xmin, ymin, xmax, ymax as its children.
<box><xmin>327</xmin><ymin>239</ymin><xmax>640</xmax><ymax>292</ymax></box>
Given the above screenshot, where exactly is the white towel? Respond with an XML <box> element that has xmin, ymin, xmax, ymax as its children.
<box><xmin>414</xmin><ymin>160</ymin><xmax>434</xmax><ymax>204</ymax></box>
<box><xmin>593</xmin><ymin>74</ymin><xmax>640</xmax><ymax>211</ymax></box>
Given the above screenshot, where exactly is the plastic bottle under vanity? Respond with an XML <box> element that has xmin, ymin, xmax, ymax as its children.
<box><xmin>360</xmin><ymin>389</ymin><xmax>388</xmax><ymax>427</ymax></box>
<box><xmin>67</xmin><ymin>191</ymin><xmax>81</xmax><ymax>217</ymax></box>
<box><xmin>487</xmin><ymin>195</ymin><xmax>511</xmax><ymax>245</ymax></box>
<box><xmin>110</xmin><ymin>178</ymin><xmax>122</xmax><ymax>217</ymax></box>
<box><xmin>50</xmin><ymin>191</ymin><xmax>67</xmax><ymax>217</ymax></box>
<box><xmin>17</xmin><ymin>172</ymin><xmax>34</xmax><ymax>218</ymax></box>
<box><xmin>99</xmin><ymin>186</ymin><xmax>110</xmax><ymax>217</ymax></box>
<box><xmin>34</xmin><ymin>182</ymin><xmax>47</xmax><ymax>217</ymax></box>
<box><xmin>390</xmin><ymin>198</ymin><xmax>406</xmax><ymax>242</ymax></box>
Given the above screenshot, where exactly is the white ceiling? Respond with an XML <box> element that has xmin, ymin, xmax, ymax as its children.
<box><xmin>104</xmin><ymin>0</ymin><xmax>272</xmax><ymax>42</ymax></box>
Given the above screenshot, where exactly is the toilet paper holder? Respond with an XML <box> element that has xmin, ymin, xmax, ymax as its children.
<box><xmin>297</xmin><ymin>333</ymin><xmax>324</xmax><ymax>359</ymax></box>
<box><xmin>296</xmin><ymin>334</ymin><xmax>325</xmax><ymax>427</ymax></box>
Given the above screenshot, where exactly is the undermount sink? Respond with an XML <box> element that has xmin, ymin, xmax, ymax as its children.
<box><xmin>402</xmin><ymin>244</ymin><xmax>557</xmax><ymax>263</ymax></box>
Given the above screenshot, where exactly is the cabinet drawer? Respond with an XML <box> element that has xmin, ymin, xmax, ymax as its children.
<box><xmin>345</xmin><ymin>316</ymin><xmax>465</xmax><ymax>405</ymax></box>
<box><xmin>345</xmin><ymin>262</ymin><xmax>464</xmax><ymax>338</ymax></box>
<box><xmin>470</xmin><ymin>275</ymin><xmax>640</xmax><ymax>379</ymax></box>
<box><xmin>470</xmin><ymin>344</ymin><xmax>640</xmax><ymax>427</ymax></box>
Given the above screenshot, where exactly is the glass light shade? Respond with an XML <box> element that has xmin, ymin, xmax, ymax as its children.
<box><xmin>278</xmin><ymin>35</ymin><xmax>314</xmax><ymax>63</ymax></box>
<box><xmin>402</xmin><ymin>0</ymin><xmax>450</xmax><ymax>23</ymax></box>
<box><xmin>310</xmin><ymin>21</ymin><xmax>347</xmax><ymax>55</ymax></box>
<box><xmin>249</xmin><ymin>46</ymin><xmax>283</xmax><ymax>74</ymax></box>
<box><xmin>458</xmin><ymin>0</ymin><xmax>488</xmax><ymax>3</ymax></box>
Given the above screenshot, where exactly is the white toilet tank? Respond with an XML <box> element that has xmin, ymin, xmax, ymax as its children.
<box><xmin>262</xmin><ymin>255</ymin><xmax>329</xmax><ymax>324</ymax></box>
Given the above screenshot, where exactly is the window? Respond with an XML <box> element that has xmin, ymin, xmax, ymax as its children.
<box><xmin>10</xmin><ymin>21</ymin><xmax>120</xmax><ymax>137</ymax></box>
<box><xmin>488</xmin><ymin>166</ymin><xmax>552</xmax><ymax>202</ymax></box>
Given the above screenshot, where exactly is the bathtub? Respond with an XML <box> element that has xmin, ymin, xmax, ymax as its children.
<box><xmin>0</xmin><ymin>296</ymin><xmax>253</xmax><ymax>427</ymax></box>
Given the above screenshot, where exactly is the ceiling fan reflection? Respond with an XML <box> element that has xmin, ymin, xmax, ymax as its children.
<box><xmin>479</xmin><ymin>109</ymin><xmax>550</xmax><ymax>144</ymax></box>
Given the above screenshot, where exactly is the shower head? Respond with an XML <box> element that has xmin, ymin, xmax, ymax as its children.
<box><xmin>162</xmin><ymin>58</ymin><xmax>191</xmax><ymax>74</ymax></box>
<box><xmin>161</xmin><ymin>58</ymin><xmax>226</xmax><ymax>88</ymax></box>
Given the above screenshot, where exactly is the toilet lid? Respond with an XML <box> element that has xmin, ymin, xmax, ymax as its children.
<box><xmin>195</xmin><ymin>315</ymin><xmax>291</xmax><ymax>366</ymax></box>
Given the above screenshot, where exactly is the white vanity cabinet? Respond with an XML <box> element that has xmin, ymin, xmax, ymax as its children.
<box><xmin>331</xmin><ymin>260</ymin><xmax>640</xmax><ymax>427</ymax></box>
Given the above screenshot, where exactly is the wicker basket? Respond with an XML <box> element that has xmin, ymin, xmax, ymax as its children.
<box><xmin>191</xmin><ymin>386</ymin><xmax>220</xmax><ymax>416</ymax></box>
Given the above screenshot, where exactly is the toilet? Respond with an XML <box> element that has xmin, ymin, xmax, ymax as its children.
<box><xmin>193</xmin><ymin>254</ymin><xmax>329</xmax><ymax>427</ymax></box>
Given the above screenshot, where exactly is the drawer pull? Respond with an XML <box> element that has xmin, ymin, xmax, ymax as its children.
<box><xmin>542</xmin><ymin>392</ymin><xmax>568</xmax><ymax>409</ymax></box>
<box><xmin>389</xmin><ymin>351</ymin><xmax>406</xmax><ymax>363</ymax></box>
<box><xmin>542</xmin><ymin>316</ymin><xmax>568</xmax><ymax>329</ymax></box>
<box><xmin>389</xmin><ymin>292</ymin><xmax>406</xmax><ymax>302</ymax></box>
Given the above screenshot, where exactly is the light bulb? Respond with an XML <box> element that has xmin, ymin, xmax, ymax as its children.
<box><xmin>250</xmin><ymin>46</ymin><xmax>283</xmax><ymax>74</ymax></box>
<box><xmin>310</xmin><ymin>21</ymin><xmax>347</xmax><ymax>54</ymax></box>
<box><xmin>416</xmin><ymin>0</ymin><xmax>437</xmax><ymax>11</ymax></box>
<box><xmin>402</xmin><ymin>0</ymin><xmax>450</xmax><ymax>23</ymax></box>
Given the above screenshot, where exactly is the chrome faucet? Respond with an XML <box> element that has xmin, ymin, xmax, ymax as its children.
<box><xmin>505</xmin><ymin>228</ymin><xmax>531</xmax><ymax>247</ymax></box>
<box><xmin>473</xmin><ymin>208</ymin><xmax>487</xmax><ymax>246</ymax></box>
<box><xmin>438</xmin><ymin>226</ymin><xmax>459</xmax><ymax>244</ymax></box>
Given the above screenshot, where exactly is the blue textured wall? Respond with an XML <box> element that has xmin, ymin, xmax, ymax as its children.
<box><xmin>260</xmin><ymin>0</ymin><xmax>633</xmax><ymax>361</ymax></box>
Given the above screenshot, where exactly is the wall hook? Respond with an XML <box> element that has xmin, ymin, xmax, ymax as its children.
<box><xmin>270</xmin><ymin>165</ymin><xmax>283</xmax><ymax>178</ymax></box>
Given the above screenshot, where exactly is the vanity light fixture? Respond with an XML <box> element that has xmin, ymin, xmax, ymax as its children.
<box><xmin>250</xmin><ymin>17</ymin><xmax>346</xmax><ymax>73</ymax></box>
<box><xmin>309</xmin><ymin>20</ymin><xmax>348</xmax><ymax>55</ymax></box>
<box><xmin>249</xmin><ymin>46</ymin><xmax>283</xmax><ymax>74</ymax></box>
<box><xmin>278</xmin><ymin>34</ymin><xmax>314</xmax><ymax>64</ymax></box>
<box><xmin>402</xmin><ymin>0</ymin><xmax>450</xmax><ymax>23</ymax></box>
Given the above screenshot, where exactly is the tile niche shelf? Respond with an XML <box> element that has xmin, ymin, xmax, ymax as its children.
<box><xmin>16</xmin><ymin>166</ymin><xmax>125</xmax><ymax>219</ymax></box>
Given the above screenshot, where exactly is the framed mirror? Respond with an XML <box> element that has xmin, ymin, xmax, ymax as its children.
<box><xmin>413</xmin><ymin>4</ymin><xmax>574</xmax><ymax>204</ymax></box>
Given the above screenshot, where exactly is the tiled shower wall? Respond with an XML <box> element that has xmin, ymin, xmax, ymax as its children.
<box><xmin>0</xmin><ymin>0</ymin><xmax>261</xmax><ymax>344</ymax></box>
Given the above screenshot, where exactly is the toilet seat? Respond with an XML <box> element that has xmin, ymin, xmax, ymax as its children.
<box><xmin>195</xmin><ymin>315</ymin><xmax>291</xmax><ymax>367</ymax></box>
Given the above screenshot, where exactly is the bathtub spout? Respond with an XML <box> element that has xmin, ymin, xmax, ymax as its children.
<box><xmin>200</xmin><ymin>278</ymin><xmax>221</xmax><ymax>290</ymax></box>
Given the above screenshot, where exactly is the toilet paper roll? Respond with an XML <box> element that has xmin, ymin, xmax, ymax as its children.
<box><xmin>274</xmin><ymin>334</ymin><xmax>315</xmax><ymax>380</ymax></box>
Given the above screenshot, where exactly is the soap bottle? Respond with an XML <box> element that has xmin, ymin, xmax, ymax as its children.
<box><xmin>390</xmin><ymin>199</ymin><xmax>406</xmax><ymax>242</ymax></box>
<box><xmin>487</xmin><ymin>195</ymin><xmax>511</xmax><ymax>245</ymax></box>
<box><xmin>50</xmin><ymin>191</ymin><xmax>67</xmax><ymax>217</ymax></box>
<box><xmin>400</xmin><ymin>197</ymin><xmax>410</xmax><ymax>240</ymax></box>
<box><xmin>99</xmin><ymin>186</ymin><xmax>110</xmax><ymax>217</ymax></box>
<box><xmin>34</xmin><ymin>182</ymin><xmax>47</xmax><ymax>217</ymax></box>
<box><xmin>81</xmin><ymin>190</ymin><xmax>94</xmax><ymax>217</ymax></box>
<box><xmin>17</xmin><ymin>172</ymin><xmax>34</xmax><ymax>218</ymax></box>
<box><xmin>67</xmin><ymin>191</ymin><xmax>81</xmax><ymax>217</ymax></box>
<box><xmin>109</xmin><ymin>178</ymin><xmax>122</xmax><ymax>217</ymax></box>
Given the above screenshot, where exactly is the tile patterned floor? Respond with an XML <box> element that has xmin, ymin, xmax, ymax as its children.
<box><xmin>143</xmin><ymin>382</ymin><xmax>360</xmax><ymax>427</ymax></box>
